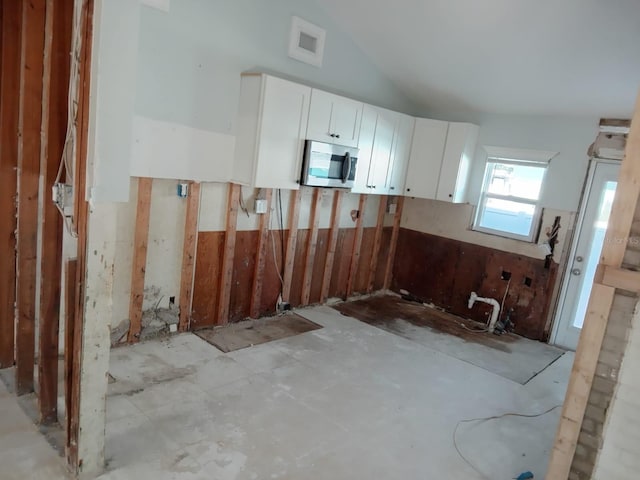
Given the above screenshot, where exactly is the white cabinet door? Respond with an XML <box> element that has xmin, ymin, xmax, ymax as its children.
<box><xmin>368</xmin><ymin>107</ymin><xmax>397</xmax><ymax>194</ymax></box>
<box><xmin>404</xmin><ymin>118</ymin><xmax>449</xmax><ymax>198</ymax></box>
<box><xmin>233</xmin><ymin>74</ymin><xmax>311</xmax><ymax>190</ymax></box>
<box><xmin>388</xmin><ymin>114</ymin><xmax>415</xmax><ymax>195</ymax></box>
<box><xmin>307</xmin><ymin>89</ymin><xmax>363</xmax><ymax>147</ymax></box>
<box><xmin>352</xmin><ymin>105</ymin><xmax>397</xmax><ymax>194</ymax></box>
<box><xmin>436</xmin><ymin>122</ymin><xmax>479</xmax><ymax>203</ymax></box>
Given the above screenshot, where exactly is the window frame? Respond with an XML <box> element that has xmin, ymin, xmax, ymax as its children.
<box><xmin>472</xmin><ymin>157</ymin><xmax>549</xmax><ymax>242</ymax></box>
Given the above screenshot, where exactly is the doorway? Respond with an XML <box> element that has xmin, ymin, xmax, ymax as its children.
<box><xmin>552</xmin><ymin>160</ymin><xmax>620</xmax><ymax>350</ymax></box>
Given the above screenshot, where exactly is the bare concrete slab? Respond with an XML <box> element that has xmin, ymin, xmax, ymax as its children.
<box><xmin>333</xmin><ymin>295</ymin><xmax>565</xmax><ymax>384</ymax></box>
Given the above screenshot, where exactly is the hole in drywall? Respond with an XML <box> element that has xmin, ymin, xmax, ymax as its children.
<box><xmin>501</xmin><ymin>270</ymin><xmax>512</xmax><ymax>281</ymax></box>
<box><xmin>524</xmin><ymin>277</ymin><xmax>532</xmax><ymax>287</ymax></box>
<box><xmin>169</xmin><ymin>296</ymin><xmax>175</xmax><ymax>305</ymax></box>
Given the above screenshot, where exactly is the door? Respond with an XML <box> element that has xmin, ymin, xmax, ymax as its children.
<box><xmin>553</xmin><ymin>160</ymin><xmax>620</xmax><ymax>350</ymax></box>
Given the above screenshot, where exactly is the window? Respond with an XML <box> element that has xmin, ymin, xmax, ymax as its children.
<box><xmin>473</xmin><ymin>147</ymin><xmax>556</xmax><ymax>242</ymax></box>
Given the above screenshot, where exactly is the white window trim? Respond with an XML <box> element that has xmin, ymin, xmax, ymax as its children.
<box><xmin>473</xmin><ymin>153</ymin><xmax>554</xmax><ymax>242</ymax></box>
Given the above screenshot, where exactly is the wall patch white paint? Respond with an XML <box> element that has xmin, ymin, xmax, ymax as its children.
<box><xmin>130</xmin><ymin>115</ymin><xmax>235</xmax><ymax>181</ymax></box>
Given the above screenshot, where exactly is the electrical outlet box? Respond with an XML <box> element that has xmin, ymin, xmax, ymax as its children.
<box><xmin>169</xmin><ymin>324</ymin><xmax>178</xmax><ymax>333</ymax></box>
<box><xmin>388</xmin><ymin>203</ymin><xmax>397</xmax><ymax>215</ymax></box>
<box><xmin>255</xmin><ymin>198</ymin><xmax>268</xmax><ymax>214</ymax></box>
<box><xmin>52</xmin><ymin>183</ymin><xmax>73</xmax><ymax>214</ymax></box>
<box><xmin>177</xmin><ymin>183</ymin><xmax>189</xmax><ymax>198</ymax></box>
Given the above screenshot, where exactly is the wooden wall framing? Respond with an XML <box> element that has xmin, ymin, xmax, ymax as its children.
<box><xmin>178</xmin><ymin>181</ymin><xmax>201</xmax><ymax>331</ymax></box>
<box><xmin>282</xmin><ymin>189</ymin><xmax>302</xmax><ymax>303</ymax></box>
<box><xmin>15</xmin><ymin>0</ymin><xmax>47</xmax><ymax>396</ymax></box>
<box><xmin>249</xmin><ymin>189</ymin><xmax>273</xmax><ymax>318</ymax></box>
<box><xmin>346</xmin><ymin>194</ymin><xmax>367</xmax><ymax>298</ymax></box>
<box><xmin>301</xmin><ymin>188</ymin><xmax>323</xmax><ymax>305</ymax></box>
<box><xmin>368</xmin><ymin>197</ymin><xmax>387</xmax><ymax>293</ymax></box>
<box><xmin>547</xmin><ymin>92</ymin><xmax>640</xmax><ymax>478</ymax></box>
<box><xmin>320</xmin><ymin>190</ymin><xmax>343</xmax><ymax>302</ymax></box>
<box><xmin>384</xmin><ymin>196</ymin><xmax>404</xmax><ymax>289</ymax></box>
<box><xmin>217</xmin><ymin>183</ymin><xmax>240</xmax><ymax>325</ymax></box>
<box><xmin>0</xmin><ymin>0</ymin><xmax>21</xmax><ymax>369</ymax></box>
<box><xmin>127</xmin><ymin>177</ymin><xmax>153</xmax><ymax>343</ymax></box>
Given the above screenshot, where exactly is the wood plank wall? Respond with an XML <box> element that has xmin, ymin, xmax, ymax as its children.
<box><xmin>191</xmin><ymin>189</ymin><xmax>401</xmax><ymax>328</ymax></box>
<box><xmin>392</xmin><ymin>229</ymin><xmax>559</xmax><ymax>341</ymax></box>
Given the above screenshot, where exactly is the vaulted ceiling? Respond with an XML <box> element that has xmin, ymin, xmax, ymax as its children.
<box><xmin>317</xmin><ymin>0</ymin><xmax>640</xmax><ymax>117</ymax></box>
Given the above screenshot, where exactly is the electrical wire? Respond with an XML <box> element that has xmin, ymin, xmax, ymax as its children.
<box><xmin>238</xmin><ymin>187</ymin><xmax>250</xmax><ymax>218</ymax></box>
<box><xmin>452</xmin><ymin>404</ymin><xmax>562</xmax><ymax>479</ymax></box>
<box><xmin>278</xmin><ymin>189</ymin><xmax>285</xmax><ymax>284</ymax></box>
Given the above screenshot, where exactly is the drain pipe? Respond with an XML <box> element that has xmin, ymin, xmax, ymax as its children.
<box><xmin>468</xmin><ymin>292</ymin><xmax>501</xmax><ymax>333</ymax></box>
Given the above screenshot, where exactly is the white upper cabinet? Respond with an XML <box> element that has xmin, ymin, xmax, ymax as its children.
<box><xmin>387</xmin><ymin>113</ymin><xmax>415</xmax><ymax>195</ymax></box>
<box><xmin>353</xmin><ymin>105</ymin><xmax>399</xmax><ymax>194</ymax></box>
<box><xmin>436</xmin><ymin>122</ymin><xmax>479</xmax><ymax>203</ymax></box>
<box><xmin>233</xmin><ymin>74</ymin><xmax>311</xmax><ymax>190</ymax></box>
<box><xmin>307</xmin><ymin>89</ymin><xmax>363</xmax><ymax>148</ymax></box>
<box><xmin>404</xmin><ymin>118</ymin><xmax>449</xmax><ymax>198</ymax></box>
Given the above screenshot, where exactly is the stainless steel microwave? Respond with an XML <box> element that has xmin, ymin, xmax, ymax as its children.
<box><xmin>300</xmin><ymin>140</ymin><xmax>358</xmax><ymax>188</ymax></box>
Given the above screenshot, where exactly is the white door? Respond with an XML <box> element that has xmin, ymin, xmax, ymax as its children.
<box><xmin>552</xmin><ymin>160</ymin><xmax>620</xmax><ymax>350</ymax></box>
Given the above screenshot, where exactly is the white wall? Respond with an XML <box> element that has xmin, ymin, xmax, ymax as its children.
<box><xmin>402</xmin><ymin>112</ymin><xmax>598</xmax><ymax>257</ymax></box>
<box><xmin>89</xmin><ymin>0</ymin><xmax>415</xmax><ymax>201</ymax></box>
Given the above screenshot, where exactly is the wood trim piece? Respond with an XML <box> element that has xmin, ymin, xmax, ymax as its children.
<box><xmin>249</xmin><ymin>188</ymin><xmax>273</xmax><ymax>318</ymax></box>
<box><xmin>383</xmin><ymin>196</ymin><xmax>404</xmax><ymax>289</ymax></box>
<box><xmin>346</xmin><ymin>194</ymin><xmax>367</xmax><ymax>299</ymax></box>
<box><xmin>16</xmin><ymin>0</ymin><xmax>47</xmax><ymax>396</ymax></box>
<box><xmin>127</xmin><ymin>177</ymin><xmax>153</xmax><ymax>343</ymax></box>
<box><xmin>367</xmin><ymin>196</ymin><xmax>388</xmax><ymax>293</ymax></box>
<box><xmin>320</xmin><ymin>190</ymin><xmax>343</xmax><ymax>302</ymax></box>
<box><xmin>282</xmin><ymin>189</ymin><xmax>302</xmax><ymax>302</ymax></box>
<box><xmin>38</xmin><ymin>0</ymin><xmax>72</xmax><ymax>424</ymax></box>
<box><xmin>301</xmin><ymin>188</ymin><xmax>323</xmax><ymax>305</ymax></box>
<box><xmin>67</xmin><ymin>0</ymin><xmax>93</xmax><ymax>470</ymax></box>
<box><xmin>599</xmin><ymin>265</ymin><xmax>640</xmax><ymax>293</ymax></box>
<box><xmin>0</xmin><ymin>0</ymin><xmax>21</xmax><ymax>368</ymax></box>
<box><xmin>217</xmin><ymin>183</ymin><xmax>240</xmax><ymax>325</ymax></box>
<box><xmin>547</xmin><ymin>91</ymin><xmax>640</xmax><ymax>479</ymax></box>
<box><xmin>178</xmin><ymin>181</ymin><xmax>201</xmax><ymax>331</ymax></box>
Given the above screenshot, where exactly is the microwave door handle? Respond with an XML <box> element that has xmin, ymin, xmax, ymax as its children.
<box><xmin>341</xmin><ymin>152</ymin><xmax>351</xmax><ymax>184</ymax></box>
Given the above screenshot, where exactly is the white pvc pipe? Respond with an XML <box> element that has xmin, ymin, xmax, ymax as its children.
<box><xmin>468</xmin><ymin>292</ymin><xmax>501</xmax><ymax>332</ymax></box>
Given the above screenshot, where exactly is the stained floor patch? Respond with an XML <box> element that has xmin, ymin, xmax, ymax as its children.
<box><xmin>333</xmin><ymin>295</ymin><xmax>564</xmax><ymax>384</ymax></box>
<box><xmin>194</xmin><ymin>313</ymin><xmax>322</xmax><ymax>353</ymax></box>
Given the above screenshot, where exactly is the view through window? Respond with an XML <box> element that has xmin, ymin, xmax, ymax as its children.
<box><xmin>473</xmin><ymin>159</ymin><xmax>547</xmax><ymax>241</ymax></box>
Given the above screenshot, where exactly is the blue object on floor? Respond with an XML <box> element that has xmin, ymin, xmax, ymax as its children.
<box><xmin>516</xmin><ymin>472</ymin><xmax>534</xmax><ymax>480</ymax></box>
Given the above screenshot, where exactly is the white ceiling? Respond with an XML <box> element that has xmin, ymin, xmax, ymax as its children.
<box><xmin>317</xmin><ymin>0</ymin><xmax>640</xmax><ymax>117</ymax></box>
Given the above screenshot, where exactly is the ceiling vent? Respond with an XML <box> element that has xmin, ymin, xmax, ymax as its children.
<box><xmin>288</xmin><ymin>16</ymin><xmax>326</xmax><ymax>67</ymax></box>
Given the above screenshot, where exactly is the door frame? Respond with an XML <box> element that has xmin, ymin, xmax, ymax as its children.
<box><xmin>549</xmin><ymin>157</ymin><xmax>621</xmax><ymax>347</ymax></box>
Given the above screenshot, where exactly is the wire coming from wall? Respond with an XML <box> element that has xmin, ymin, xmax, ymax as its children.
<box><xmin>53</xmin><ymin>0</ymin><xmax>85</xmax><ymax>237</ymax></box>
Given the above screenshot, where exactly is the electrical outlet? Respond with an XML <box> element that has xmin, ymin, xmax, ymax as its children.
<box><xmin>388</xmin><ymin>203</ymin><xmax>397</xmax><ymax>215</ymax></box>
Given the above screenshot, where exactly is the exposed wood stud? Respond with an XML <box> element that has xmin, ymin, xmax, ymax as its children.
<box><xmin>282</xmin><ymin>189</ymin><xmax>302</xmax><ymax>302</ymax></box>
<box><xmin>383</xmin><ymin>196</ymin><xmax>404</xmax><ymax>290</ymax></box>
<box><xmin>547</xmin><ymin>90</ymin><xmax>640</xmax><ymax>479</ymax></box>
<box><xmin>249</xmin><ymin>188</ymin><xmax>273</xmax><ymax>318</ymax></box>
<box><xmin>346</xmin><ymin>194</ymin><xmax>367</xmax><ymax>299</ymax></box>
<box><xmin>67</xmin><ymin>0</ymin><xmax>94</xmax><ymax>470</ymax></box>
<box><xmin>178</xmin><ymin>182</ymin><xmax>201</xmax><ymax>331</ymax></box>
<box><xmin>301</xmin><ymin>188</ymin><xmax>323</xmax><ymax>305</ymax></box>
<box><xmin>320</xmin><ymin>190</ymin><xmax>343</xmax><ymax>302</ymax></box>
<box><xmin>64</xmin><ymin>258</ymin><xmax>77</xmax><ymax>450</ymax></box>
<box><xmin>367</xmin><ymin>196</ymin><xmax>388</xmax><ymax>293</ymax></box>
<box><xmin>38</xmin><ymin>0</ymin><xmax>72</xmax><ymax>424</ymax></box>
<box><xmin>0</xmin><ymin>0</ymin><xmax>22</xmax><ymax>368</ymax></box>
<box><xmin>217</xmin><ymin>183</ymin><xmax>240</xmax><ymax>325</ymax></box>
<box><xmin>127</xmin><ymin>177</ymin><xmax>153</xmax><ymax>343</ymax></box>
<box><xmin>16</xmin><ymin>0</ymin><xmax>47</xmax><ymax>396</ymax></box>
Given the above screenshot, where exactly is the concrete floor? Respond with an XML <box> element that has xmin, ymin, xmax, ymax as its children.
<box><xmin>0</xmin><ymin>305</ymin><xmax>573</xmax><ymax>479</ymax></box>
